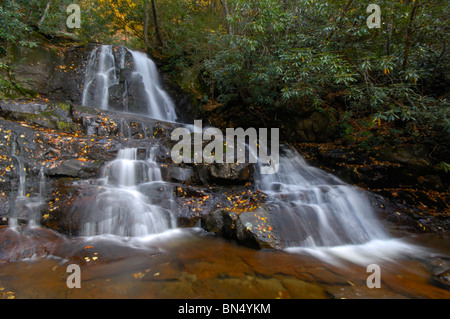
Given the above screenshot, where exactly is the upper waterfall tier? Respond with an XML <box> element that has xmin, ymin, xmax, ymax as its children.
<box><xmin>82</xmin><ymin>45</ymin><xmax>178</xmax><ymax>122</ymax></box>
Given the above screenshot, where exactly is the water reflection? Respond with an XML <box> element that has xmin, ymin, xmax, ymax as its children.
<box><xmin>1</xmin><ymin>228</ymin><xmax>449</xmax><ymax>299</ymax></box>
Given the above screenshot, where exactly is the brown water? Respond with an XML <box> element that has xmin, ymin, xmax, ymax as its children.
<box><xmin>0</xmin><ymin>227</ymin><xmax>449</xmax><ymax>299</ymax></box>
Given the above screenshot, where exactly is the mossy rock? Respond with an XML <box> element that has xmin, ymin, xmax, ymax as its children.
<box><xmin>56</xmin><ymin>120</ymin><xmax>78</xmax><ymax>133</ymax></box>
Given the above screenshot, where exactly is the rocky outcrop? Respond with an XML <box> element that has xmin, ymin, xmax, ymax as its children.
<box><xmin>0</xmin><ymin>99</ymin><xmax>270</xmax><ymax>248</ymax></box>
<box><xmin>1</xmin><ymin>97</ymin><xmax>448</xmax><ymax>249</ymax></box>
<box><xmin>6</xmin><ymin>43</ymin><xmax>89</xmax><ymax>102</ymax></box>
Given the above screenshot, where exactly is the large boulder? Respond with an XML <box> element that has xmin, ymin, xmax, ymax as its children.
<box><xmin>201</xmin><ymin>206</ymin><xmax>281</xmax><ymax>249</ymax></box>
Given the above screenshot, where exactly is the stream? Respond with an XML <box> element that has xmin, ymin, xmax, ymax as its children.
<box><xmin>0</xmin><ymin>227</ymin><xmax>449</xmax><ymax>299</ymax></box>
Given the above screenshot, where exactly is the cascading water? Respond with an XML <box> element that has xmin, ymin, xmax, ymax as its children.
<box><xmin>129</xmin><ymin>50</ymin><xmax>177</xmax><ymax>121</ymax></box>
<box><xmin>82</xmin><ymin>45</ymin><xmax>177</xmax><ymax>122</ymax></box>
<box><xmin>9</xmin><ymin>156</ymin><xmax>47</xmax><ymax>228</ymax></box>
<box><xmin>82</xmin><ymin>45</ymin><xmax>118</xmax><ymax>111</ymax></box>
<box><xmin>257</xmin><ymin>146</ymin><xmax>421</xmax><ymax>264</ymax></box>
<box><xmin>80</xmin><ymin>45</ymin><xmax>180</xmax><ymax>238</ymax></box>
<box><xmin>259</xmin><ymin>147</ymin><xmax>389</xmax><ymax>247</ymax></box>
<box><xmin>82</xmin><ymin>147</ymin><xmax>176</xmax><ymax>237</ymax></box>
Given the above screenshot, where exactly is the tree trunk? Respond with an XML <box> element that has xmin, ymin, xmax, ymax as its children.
<box><xmin>220</xmin><ymin>0</ymin><xmax>232</xmax><ymax>34</ymax></box>
<box><xmin>385</xmin><ymin>21</ymin><xmax>393</xmax><ymax>56</ymax></box>
<box><xmin>144</xmin><ymin>1</ymin><xmax>150</xmax><ymax>49</ymax></box>
<box><xmin>37</xmin><ymin>0</ymin><xmax>52</xmax><ymax>28</ymax></box>
<box><xmin>151</xmin><ymin>0</ymin><xmax>164</xmax><ymax>48</ymax></box>
<box><xmin>403</xmin><ymin>0</ymin><xmax>419</xmax><ymax>68</ymax></box>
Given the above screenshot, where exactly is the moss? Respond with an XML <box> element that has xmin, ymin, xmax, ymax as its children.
<box><xmin>41</xmin><ymin>110</ymin><xmax>58</xmax><ymax>118</ymax></box>
<box><xmin>57</xmin><ymin>121</ymin><xmax>76</xmax><ymax>132</ymax></box>
<box><xmin>56</xmin><ymin>102</ymin><xmax>71</xmax><ymax>112</ymax></box>
<box><xmin>22</xmin><ymin>113</ymin><xmax>40</xmax><ymax>121</ymax></box>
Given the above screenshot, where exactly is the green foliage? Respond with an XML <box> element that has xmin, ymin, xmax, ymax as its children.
<box><xmin>65</xmin><ymin>0</ymin><xmax>448</xmax><ymax>135</ymax></box>
<box><xmin>0</xmin><ymin>0</ymin><xmax>75</xmax><ymax>97</ymax></box>
<box><xmin>0</xmin><ymin>0</ymin><xmax>73</xmax><ymax>45</ymax></box>
<box><xmin>440</xmin><ymin>162</ymin><xmax>450</xmax><ymax>173</ymax></box>
<box><xmin>199</xmin><ymin>0</ymin><xmax>448</xmax><ymax>140</ymax></box>
<box><xmin>0</xmin><ymin>1</ymin><xmax>30</xmax><ymax>47</ymax></box>
<box><xmin>0</xmin><ymin>0</ymin><xmax>448</xmax><ymax>145</ymax></box>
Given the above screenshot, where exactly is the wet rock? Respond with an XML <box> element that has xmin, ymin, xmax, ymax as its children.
<box><xmin>0</xmin><ymin>226</ymin><xmax>65</xmax><ymax>262</ymax></box>
<box><xmin>6</xmin><ymin>43</ymin><xmax>89</xmax><ymax>103</ymax></box>
<box><xmin>234</xmin><ymin>208</ymin><xmax>281</xmax><ymax>249</ymax></box>
<box><xmin>0</xmin><ymin>196</ymin><xmax>9</xmax><ymax>224</ymax></box>
<box><xmin>138</xmin><ymin>182</ymin><xmax>175</xmax><ymax>207</ymax></box>
<box><xmin>184</xmin><ymin>162</ymin><xmax>254</xmax><ymax>186</ymax></box>
<box><xmin>71</xmin><ymin>104</ymin><xmax>178</xmax><ymax>139</ymax></box>
<box><xmin>202</xmin><ymin>206</ymin><xmax>280</xmax><ymax>249</ymax></box>
<box><xmin>142</xmin><ymin>261</ymin><xmax>183</xmax><ymax>282</ymax></box>
<box><xmin>0</xmin><ymin>100</ymin><xmax>77</xmax><ymax>133</ymax></box>
<box><xmin>47</xmin><ymin>159</ymin><xmax>89</xmax><ymax>177</ymax></box>
<box><xmin>8</xmin><ymin>196</ymin><xmax>47</xmax><ymax>222</ymax></box>
<box><xmin>52</xmin><ymin>236</ymin><xmax>160</xmax><ymax>267</ymax></box>
<box><xmin>379</xmin><ymin>144</ymin><xmax>430</xmax><ymax>167</ymax></box>
<box><xmin>426</xmin><ymin>256</ymin><xmax>450</xmax><ymax>290</ymax></box>
<box><xmin>9</xmin><ymin>44</ymin><xmax>64</xmax><ymax>95</ymax></box>
<box><xmin>42</xmin><ymin>179</ymin><xmax>100</xmax><ymax>235</ymax></box>
<box><xmin>202</xmin><ymin>208</ymin><xmax>226</xmax><ymax>235</ymax></box>
<box><xmin>0</xmin><ymin>101</ymin><xmax>48</xmax><ymax>114</ymax></box>
<box><xmin>209</xmin><ymin>162</ymin><xmax>254</xmax><ymax>183</ymax></box>
<box><xmin>167</xmin><ymin>166</ymin><xmax>194</xmax><ymax>183</ymax></box>
<box><xmin>124</xmin><ymin>74</ymin><xmax>152</xmax><ymax>115</ymax></box>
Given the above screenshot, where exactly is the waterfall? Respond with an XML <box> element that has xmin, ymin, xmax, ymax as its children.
<box><xmin>129</xmin><ymin>50</ymin><xmax>177</xmax><ymax>121</ymax></box>
<box><xmin>17</xmin><ymin>159</ymin><xmax>27</xmax><ymax>198</ymax></box>
<box><xmin>82</xmin><ymin>45</ymin><xmax>118</xmax><ymax>111</ymax></box>
<box><xmin>9</xmin><ymin>155</ymin><xmax>46</xmax><ymax>228</ymax></box>
<box><xmin>80</xmin><ymin>45</ymin><xmax>179</xmax><ymax>238</ymax></box>
<box><xmin>257</xmin><ymin>146</ymin><xmax>421</xmax><ymax>263</ymax></box>
<box><xmin>82</xmin><ymin>45</ymin><xmax>177</xmax><ymax>122</ymax></box>
<box><xmin>82</xmin><ymin>147</ymin><xmax>176</xmax><ymax>237</ymax></box>
<box><xmin>38</xmin><ymin>166</ymin><xmax>46</xmax><ymax>200</ymax></box>
<box><xmin>259</xmin><ymin>147</ymin><xmax>389</xmax><ymax>248</ymax></box>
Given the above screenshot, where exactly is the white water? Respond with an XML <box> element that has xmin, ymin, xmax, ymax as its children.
<box><xmin>82</xmin><ymin>147</ymin><xmax>176</xmax><ymax>237</ymax></box>
<box><xmin>82</xmin><ymin>45</ymin><xmax>118</xmax><ymax>110</ymax></box>
<box><xmin>82</xmin><ymin>45</ymin><xmax>177</xmax><ymax>122</ymax></box>
<box><xmin>258</xmin><ymin>147</ymin><xmax>424</xmax><ymax>264</ymax></box>
<box><xmin>80</xmin><ymin>45</ymin><xmax>179</xmax><ymax>238</ymax></box>
<box><xmin>9</xmin><ymin>157</ymin><xmax>46</xmax><ymax>228</ymax></box>
<box><xmin>129</xmin><ymin>50</ymin><xmax>177</xmax><ymax>122</ymax></box>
